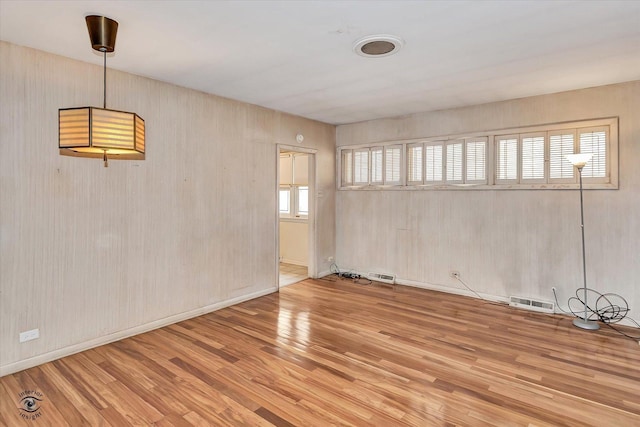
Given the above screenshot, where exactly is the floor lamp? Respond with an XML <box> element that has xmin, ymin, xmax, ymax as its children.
<box><xmin>566</xmin><ymin>153</ymin><xmax>599</xmax><ymax>331</ymax></box>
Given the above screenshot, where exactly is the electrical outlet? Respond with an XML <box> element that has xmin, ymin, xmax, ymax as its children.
<box><xmin>328</xmin><ymin>256</ymin><xmax>334</xmax><ymax>263</ymax></box>
<box><xmin>449</xmin><ymin>271</ymin><xmax>460</xmax><ymax>279</ymax></box>
<box><xmin>19</xmin><ymin>328</ymin><xmax>39</xmax><ymax>343</ymax></box>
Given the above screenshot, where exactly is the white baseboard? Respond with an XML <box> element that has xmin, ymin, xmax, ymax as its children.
<box><xmin>0</xmin><ymin>287</ymin><xmax>277</xmax><ymax>377</ymax></box>
<box><xmin>385</xmin><ymin>276</ymin><xmax>639</xmax><ymax>329</ymax></box>
<box><xmin>396</xmin><ymin>277</ymin><xmax>509</xmax><ymax>304</ymax></box>
<box><xmin>280</xmin><ymin>258</ymin><xmax>308</xmax><ymax>267</ymax></box>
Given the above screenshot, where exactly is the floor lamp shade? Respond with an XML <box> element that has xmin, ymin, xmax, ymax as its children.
<box><xmin>59</xmin><ymin>107</ymin><xmax>145</xmax><ymax>159</ymax></box>
<box><xmin>565</xmin><ymin>153</ymin><xmax>593</xmax><ymax>169</ymax></box>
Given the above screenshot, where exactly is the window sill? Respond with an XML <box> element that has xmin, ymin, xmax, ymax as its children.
<box><xmin>338</xmin><ymin>182</ymin><xmax>618</xmax><ymax>191</ymax></box>
<box><xmin>280</xmin><ymin>217</ymin><xmax>309</xmax><ymax>223</ymax></box>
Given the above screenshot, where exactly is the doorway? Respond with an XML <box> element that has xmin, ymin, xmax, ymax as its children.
<box><xmin>276</xmin><ymin>145</ymin><xmax>317</xmax><ymax>289</ymax></box>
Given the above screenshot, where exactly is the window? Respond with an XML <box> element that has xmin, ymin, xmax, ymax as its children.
<box><xmin>404</xmin><ymin>139</ymin><xmax>485</xmax><ymax>186</ymax></box>
<box><xmin>521</xmin><ymin>134</ymin><xmax>545</xmax><ymax>182</ymax></box>
<box><xmin>341</xmin><ymin>149</ymin><xmax>353</xmax><ymax>186</ymax></box>
<box><xmin>549</xmin><ymin>131</ymin><xmax>575</xmax><ymax>181</ymax></box>
<box><xmin>407</xmin><ymin>144</ymin><xmax>423</xmax><ymax>184</ymax></box>
<box><xmin>297</xmin><ymin>186</ymin><xmax>309</xmax><ymax>216</ymax></box>
<box><xmin>371</xmin><ymin>148</ymin><xmax>383</xmax><ymax>184</ymax></box>
<box><xmin>385</xmin><ymin>146</ymin><xmax>402</xmax><ymax>185</ymax></box>
<box><xmin>279</xmin><ymin>189</ymin><xmax>290</xmax><ymax>215</ymax></box>
<box><xmin>466</xmin><ymin>138</ymin><xmax>486</xmax><ymax>183</ymax></box>
<box><xmin>425</xmin><ymin>143</ymin><xmax>443</xmax><ymax>183</ymax></box>
<box><xmin>496</xmin><ymin>136</ymin><xmax>518</xmax><ymax>182</ymax></box>
<box><xmin>446</xmin><ymin>141</ymin><xmax>463</xmax><ymax>183</ymax></box>
<box><xmin>580</xmin><ymin>128</ymin><xmax>607</xmax><ymax>179</ymax></box>
<box><xmin>279</xmin><ymin>186</ymin><xmax>308</xmax><ymax>218</ymax></box>
<box><xmin>340</xmin><ymin>146</ymin><xmax>403</xmax><ymax>187</ymax></box>
<box><xmin>280</xmin><ymin>153</ymin><xmax>310</xmax><ymax>219</ymax></box>
<box><xmin>338</xmin><ymin>117</ymin><xmax>616</xmax><ymax>190</ymax></box>
<box><xmin>354</xmin><ymin>149</ymin><xmax>369</xmax><ymax>185</ymax></box>
<box><xmin>494</xmin><ymin>124</ymin><xmax>611</xmax><ymax>186</ymax></box>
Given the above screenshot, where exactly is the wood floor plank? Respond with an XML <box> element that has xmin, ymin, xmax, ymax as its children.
<box><xmin>1</xmin><ymin>277</ymin><xmax>639</xmax><ymax>426</ymax></box>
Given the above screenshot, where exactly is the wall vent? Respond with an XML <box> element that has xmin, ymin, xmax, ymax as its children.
<box><xmin>367</xmin><ymin>272</ymin><xmax>396</xmax><ymax>284</ymax></box>
<box><xmin>509</xmin><ymin>296</ymin><xmax>554</xmax><ymax>313</ymax></box>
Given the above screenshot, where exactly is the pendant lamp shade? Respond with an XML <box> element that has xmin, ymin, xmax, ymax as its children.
<box><xmin>59</xmin><ymin>107</ymin><xmax>145</xmax><ymax>159</ymax></box>
<box><xmin>58</xmin><ymin>15</ymin><xmax>145</xmax><ymax>166</ymax></box>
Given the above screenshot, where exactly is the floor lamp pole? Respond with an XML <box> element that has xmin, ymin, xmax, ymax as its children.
<box><xmin>572</xmin><ymin>163</ymin><xmax>599</xmax><ymax>331</ymax></box>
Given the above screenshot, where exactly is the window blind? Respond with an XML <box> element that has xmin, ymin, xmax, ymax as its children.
<box><xmin>407</xmin><ymin>144</ymin><xmax>423</xmax><ymax>184</ymax></box>
<box><xmin>549</xmin><ymin>133</ymin><xmax>574</xmax><ymax>180</ymax></box>
<box><xmin>385</xmin><ymin>146</ymin><xmax>402</xmax><ymax>184</ymax></box>
<box><xmin>425</xmin><ymin>144</ymin><xmax>443</xmax><ymax>183</ymax></box>
<box><xmin>497</xmin><ymin>137</ymin><xmax>518</xmax><ymax>181</ymax></box>
<box><xmin>354</xmin><ymin>149</ymin><xmax>369</xmax><ymax>184</ymax></box>
<box><xmin>371</xmin><ymin>148</ymin><xmax>383</xmax><ymax>184</ymax></box>
<box><xmin>466</xmin><ymin>139</ymin><xmax>486</xmax><ymax>182</ymax></box>
<box><xmin>580</xmin><ymin>129</ymin><xmax>607</xmax><ymax>178</ymax></box>
<box><xmin>446</xmin><ymin>142</ymin><xmax>463</xmax><ymax>183</ymax></box>
<box><xmin>521</xmin><ymin>135</ymin><xmax>545</xmax><ymax>181</ymax></box>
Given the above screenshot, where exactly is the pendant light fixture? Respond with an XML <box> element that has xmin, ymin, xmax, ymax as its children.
<box><xmin>59</xmin><ymin>15</ymin><xmax>145</xmax><ymax>167</ymax></box>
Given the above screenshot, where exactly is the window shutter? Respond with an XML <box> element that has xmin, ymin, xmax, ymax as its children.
<box><xmin>341</xmin><ymin>149</ymin><xmax>353</xmax><ymax>186</ymax></box>
<box><xmin>354</xmin><ymin>149</ymin><xmax>370</xmax><ymax>185</ymax></box>
<box><xmin>407</xmin><ymin>144</ymin><xmax>423</xmax><ymax>184</ymax></box>
<box><xmin>446</xmin><ymin>141</ymin><xmax>463</xmax><ymax>183</ymax></box>
<box><xmin>549</xmin><ymin>132</ymin><xmax>575</xmax><ymax>181</ymax></box>
<box><xmin>496</xmin><ymin>136</ymin><xmax>518</xmax><ymax>183</ymax></box>
<box><xmin>465</xmin><ymin>138</ymin><xmax>486</xmax><ymax>183</ymax></box>
<box><xmin>521</xmin><ymin>134</ymin><xmax>545</xmax><ymax>182</ymax></box>
<box><xmin>425</xmin><ymin>142</ymin><xmax>443</xmax><ymax>183</ymax></box>
<box><xmin>579</xmin><ymin>128</ymin><xmax>607</xmax><ymax>178</ymax></box>
<box><xmin>385</xmin><ymin>145</ymin><xmax>402</xmax><ymax>185</ymax></box>
<box><xmin>370</xmin><ymin>147</ymin><xmax>383</xmax><ymax>184</ymax></box>
<box><xmin>293</xmin><ymin>154</ymin><xmax>308</xmax><ymax>185</ymax></box>
<box><xmin>280</xmin><ymin>154</ymin><xmax>293</xmax><ymax>185</ymax></box>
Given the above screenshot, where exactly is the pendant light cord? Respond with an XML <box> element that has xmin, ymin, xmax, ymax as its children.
<box><xmin>103</xmin><ymin>50</ymin><xmax>107</xmax><ymax>109</ymax></box>
<box><xmin>102</xmin><ymin>50</ymin><xmax>108</xmax><ymax>167</ymax></box>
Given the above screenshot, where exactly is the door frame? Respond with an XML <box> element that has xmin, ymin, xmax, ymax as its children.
<box><xmin>276</xmin><ymin>144</ymin><xmax>318</xmax><ymax>289</ymax></box>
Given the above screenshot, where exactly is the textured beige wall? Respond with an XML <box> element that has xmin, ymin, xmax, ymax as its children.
<box><xmin>0</xmin><ymin>41</ymin><xmax>335</xmax><ymax>374</ymax></box>
<box><xmin>336</xmin><ymin>81</ymin><xmax>640</xmax><ymax>321</ymax></box>
<box><xmin>280</xmin><ymin>221</ymin><xmax>309</xmax><ymax>266</ymax></box>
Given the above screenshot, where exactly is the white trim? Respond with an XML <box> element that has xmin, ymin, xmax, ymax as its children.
<box><xmin>276</xmin><ymin>144</ymin><xmax>318</xmax><ymax>286</ymax></box>
<box><xmin>0</xmin><ymin>287</ymin><xmax>277</xmax><ymax>377</ymax></box>
<box><xmin>394</xmin><ymin>278</ymin><xmax>509</xmax><ymax>304</ymax></box>
<box><xmin>279</xmin><ymin>217</ymin><xmax>308</xmax><ymax>224</ymax></box>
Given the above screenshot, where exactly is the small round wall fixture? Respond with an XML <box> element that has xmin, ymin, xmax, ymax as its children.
<box><xmin>296</xmin><ymin>134</ymin><xmax>304</xmax><ymax>143</ymax></box>
<box><xmin>353</xmin><ymin>34</ymin><xmax>404</xmax><ymax>58</ymax></box>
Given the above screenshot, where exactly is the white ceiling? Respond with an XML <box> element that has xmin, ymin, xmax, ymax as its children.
<box><xmin>1</xmin><ymin>0</ymin><xmax>639</xmax><ymax>125</ymax></box>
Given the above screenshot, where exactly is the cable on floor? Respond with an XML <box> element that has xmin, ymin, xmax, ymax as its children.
<box><xmin>330</xmin><ymin>263</ymin><xmax>372</xmax><ymax>284</ymax></box>
<box><xmin>553</xmin><ymin>287</ymin><xmax>640</xmax><ymax>341</ymax></box>
<box><xmin>452</xmin><ymin>275</ymin><xmax>505</xmax><ymax>307</ymax></box>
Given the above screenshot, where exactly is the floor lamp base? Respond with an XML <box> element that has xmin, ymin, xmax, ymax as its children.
<box><xmin>573</xmin><ymin>318</ymin><xmax>600</xmax><ymax>330</ymax></box>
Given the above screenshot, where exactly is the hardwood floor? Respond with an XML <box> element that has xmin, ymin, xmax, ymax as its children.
<box><xmin>279</xmin><ymin>263</ymin><xmax>308</xmax><ymax>287</ymax></box>
<box><xmin>1</xmin><ymin>277</ymin><xmax>639</xmax><ymax>426</ymax></box>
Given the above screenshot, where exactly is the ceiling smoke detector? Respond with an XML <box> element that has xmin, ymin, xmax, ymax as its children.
<box><xmin>353</xmin><ymin>34</ymin><xmax>404</xmax><ymax>58</ymax></box>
